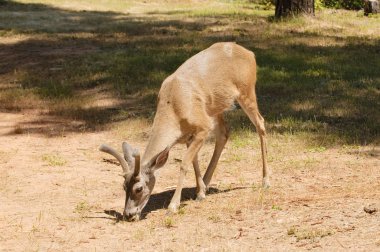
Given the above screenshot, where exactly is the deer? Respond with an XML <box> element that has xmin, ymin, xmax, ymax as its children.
<box><xmin>99</xmin><ymin>42</ymin><xmax>269</xmax><ymax>221</ymax></box>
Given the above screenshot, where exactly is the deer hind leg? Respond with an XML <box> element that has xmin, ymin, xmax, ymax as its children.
<box><xmin>237</xmin><ymin>91</ymin><xmax>270</xmax><ymax>188</ymax></box>
<box><xmin>203</xmin><ymin>115</ymin><xmax>230</xmax><ymax>189</ymax></box>
<box><xmin>168</xmin><ymin>129</ymin><xmax>209</xmax><ymax>213</ymax></box>
<box><xmin>186</xmin><ymin>140</ymin><xmax>206</xmax><ymax>201</ymax></box>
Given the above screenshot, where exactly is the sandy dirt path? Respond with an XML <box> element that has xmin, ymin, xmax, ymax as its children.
<box><xmin>0</xmin><ymin>111</ymin><xmax>379</xmax><ymax>251</ymax></box>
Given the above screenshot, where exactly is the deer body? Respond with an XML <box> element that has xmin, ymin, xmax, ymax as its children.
<box><xmin>100</xmin><ymin>42</ymin><xmax>269</xmax><ymax>221</ymax></box>
<box><xmin>142</xmin><ymin>43</ymin><xmax>247</xmax><ymax>163</ymax></box>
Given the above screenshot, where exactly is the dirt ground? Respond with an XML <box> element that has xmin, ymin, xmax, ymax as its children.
<box><xmin>0</xmin><ymin>111</ymin><xmax>379</xmax><ymax>251</ymax></box>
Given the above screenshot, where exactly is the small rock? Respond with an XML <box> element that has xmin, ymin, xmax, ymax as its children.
<box><xmin>364</xmin><ymin>204</ymin><xmax>377</xmax><ymax>214</ymax></box>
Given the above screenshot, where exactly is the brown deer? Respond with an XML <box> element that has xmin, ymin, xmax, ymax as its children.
<box><xmin>99</xmin><ymin>42</ymin><xmax>269</xmax><ymax>221</ymax></box>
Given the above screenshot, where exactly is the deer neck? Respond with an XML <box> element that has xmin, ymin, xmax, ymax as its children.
<box><xmin>141</xmin><ymin>110</ymin><xmax>181</xmax><ymax>170</ymax></box>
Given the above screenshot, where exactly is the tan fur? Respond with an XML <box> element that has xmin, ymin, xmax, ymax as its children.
<box><xmin>142</xmin><ymin>42</ymin><xmax>269</xmax><ymax>212</ymax></box>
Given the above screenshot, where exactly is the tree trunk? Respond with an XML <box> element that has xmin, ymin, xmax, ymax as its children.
<box><xmin>275</xmin><ymin>0</ymin><xmax>315</xmax><ymax>18</ymax></box>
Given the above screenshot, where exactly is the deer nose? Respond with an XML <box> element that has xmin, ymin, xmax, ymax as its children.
<box><xmin>123</xmin><ymin>213</ymin><xmax>139</xmax><ymax>222</ymax></box>
<box><xmin>123</xmin><ymin>209</ymin><xmax>139</xmax><ymax>221</ymax></box>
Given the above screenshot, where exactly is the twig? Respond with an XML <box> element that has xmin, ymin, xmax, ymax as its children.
<box><xmin>335</xmin><ymin>238</ymin><xmax>347</xmax><ymax>248</ymax></box>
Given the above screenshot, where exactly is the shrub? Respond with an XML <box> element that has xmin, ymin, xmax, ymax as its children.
<box><xmin>315</xmin><ymin>0</ymin><xmax>325</xmax><ymax>10</ymax></box>
<box><xmin>321</xmin><ymin>0</ymin><xmax>364</xmax><ymax>10</ymax></box>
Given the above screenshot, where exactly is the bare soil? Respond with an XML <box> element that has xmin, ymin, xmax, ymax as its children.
<box><xmin>0</xmin><ymin>111</ymin><xmax>379</xmax><ymax>251</ymax></box>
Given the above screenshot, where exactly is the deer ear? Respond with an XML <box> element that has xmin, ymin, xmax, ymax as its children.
<box><xmin>150</xmin><ymin>147</ymin><xmax>170</xmax><ymax>170</ymax></box>
<box><xmin>122</xmin><ymin>142</ymin><xmax>135</xmax><ymax>168</ymax></box>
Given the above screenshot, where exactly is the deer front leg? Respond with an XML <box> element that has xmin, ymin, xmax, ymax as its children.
<box><xmin>203</xmin><ymin>115</ymin><xmax>229</xmax><ymax>188</ymax></box>
<box><xmin>168</xmin><ymin>131</ymin><xmax>208</xmax><ymax>213</ymax></box>
<box><xmin>186</xmin><ymin>141</ymin><xmax>206</xmax><ymax>201</ymax></box>
<box><xmin>192</xmin><ymin>153</ymin><xmax>207</xmax><ymax>201</ymax></box>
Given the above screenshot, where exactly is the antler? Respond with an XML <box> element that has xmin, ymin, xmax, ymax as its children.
<box><xmin>133</xmin><ymin>151</ymin><xmax>140</xmax><ymax>176</ymax></box>
<box><xmin>99</xmin><ymin>144</ymin><xmax>130</xmax><ymax>174</ymax></box>
<box><xmin>122</xmin><ymin>142</ymin><xmax>141</xmax><ymax>177</ymax></box>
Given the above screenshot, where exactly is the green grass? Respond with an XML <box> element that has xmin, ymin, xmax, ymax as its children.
<box><xmin>287</xmin><ymin>226</ymin><xmax>334</xmax><ymax>241</ymax></box>
<box><xmin>41</xmin><ymin>153</ymin><xmax>67</xmax><ymax>166</ymax></box>
<box><xmin>164</xmin><ymin>216</ymin><xmax>176</xmax><ymax>228</ymax></box>
<box><xmin>74</xmin><ymin>200</ymin><xmax>91</xmax><ymax>218</ymax></box>
<box><xmin>0</xmin><ymin>0</ymin><xmax>379</xmax><ymax>145</ymax></box>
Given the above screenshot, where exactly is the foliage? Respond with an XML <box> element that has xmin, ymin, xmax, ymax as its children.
<box><xmin>321</xmin><ymin>0</ymin><xmax>364</xmax><ymax>10</ymax></box>
<box><xmin>315</xmin><ymin>0</ymin><xmax>325</xmax><ymax>10</ymax></box>
<box><xmin>246</xmin><ymin>0</ymin><xmax>275</xmax><ymax>8</ymax></box>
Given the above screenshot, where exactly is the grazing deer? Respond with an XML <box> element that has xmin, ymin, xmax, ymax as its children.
<box><xmin>99</xmin><ymin>42</ymin><xmax>269</xmax><ymax>221</ymax></box>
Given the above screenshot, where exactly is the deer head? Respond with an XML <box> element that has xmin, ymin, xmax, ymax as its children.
<box><xmin>99</xmin><ymin>142</ymin><xmax>169</xmax><ymax>221</ymax></box>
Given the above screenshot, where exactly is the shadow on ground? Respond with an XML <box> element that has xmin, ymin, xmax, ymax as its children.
<box><xmin>100</xmin><ymin>186</ymin><xmax>249</xmax><ymax>221</ymax></box>
<box><xmin>0</xmin><ymin>1</ymin><xmax>379</xmax><ymax>143</ymax></box>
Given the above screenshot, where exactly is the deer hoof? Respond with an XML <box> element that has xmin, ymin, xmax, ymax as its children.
<box><xmin>196</xmin><ymin>193</ymin><xmax>206</xmax><ymax>201</ymax></box>
<box><xmin>168</xmin><ymin>203</ymin><xmax>179</xmax><ymax>213</ymax></box>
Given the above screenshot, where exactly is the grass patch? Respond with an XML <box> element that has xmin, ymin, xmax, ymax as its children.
<box><xmin>0</xmin><ymin>88</ymin><xmax>40</xmax><ymax>111</ymax></box>
<box><xmin>307</xmin><ymin>146</ymin><xmax>327</xmax><ymax>153</ymax></box>
<box><xmin>287</xmin><ymin>226</ymin><xmax>334</xmax><ymax>241</ymax></box>
<box><xmin>271</xmin><ymin>204</ymin><xmax>282</xmax><ymax>211</ymax></box>
<box><xmin>230</xmin><ymin>130</ymin><xmax>256</xmax><ymax>149</ymax></box>
<box><xmin>0</xmin><ymin>0</ymin><xmax>378</xmax><ymax>144</ymax></box>
<box><xmin>34</xmin><ymin>80</ymin><xmax>73</xmax><ymax>99</ymax></box>
<box><xmin>132</xmin><ymin>229</ymin><xmax>145</xmax><ymax>241</ymax></box>
<box><xmin>74</xmin><ymin>201</ymin><xmax>91</xmax><ymax>217</ymax></box>
<box><xmin>164</xmin><ymin>216</ymin><xmax>175</xmax><ymax>228</ymax></box>
<box><xmin>208</xmin><ymin>214</ymin><xmax>221</xmax><ymax>223</ymax></box>
<box><xmin>41</xmin><ymin>153</ymin><xmax>67</xmax><ymax>166</ymax></box>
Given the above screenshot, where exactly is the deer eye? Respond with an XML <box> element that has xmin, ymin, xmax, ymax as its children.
<box><xmin>135</xmin><ymin>186</ymin><xmax>143</xmax><ymax>193</ymax></box>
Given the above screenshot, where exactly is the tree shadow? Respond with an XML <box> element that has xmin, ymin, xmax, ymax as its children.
<box><xmin>0</xmin><ymin>1</ymin><xmax>379</xmax><ymax>143</ymax></box>
<box><xmin>0</xmin><ymin>1</ymin><xmax>211</xmax><ymax>136</ymax></box>
<box><xmin>251</xmin><ymin>39</ymin><xmax>379</xmax><ymax>144</ymax></box>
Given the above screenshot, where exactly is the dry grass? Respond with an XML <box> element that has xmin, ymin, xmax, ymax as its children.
<box><xmin>41</xmin><ymin>153</ymin><xmax>67</xmax><ymax>166</ymax></box>
<box><xmin>0</xmin><ymin>0</ymin><xmax>379</xmax><ymax>143</ymax></box>
<box><xmin>287</xmin><ymin>226</ymin><xmax>334</xmax><ymax>241</ymax></box>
